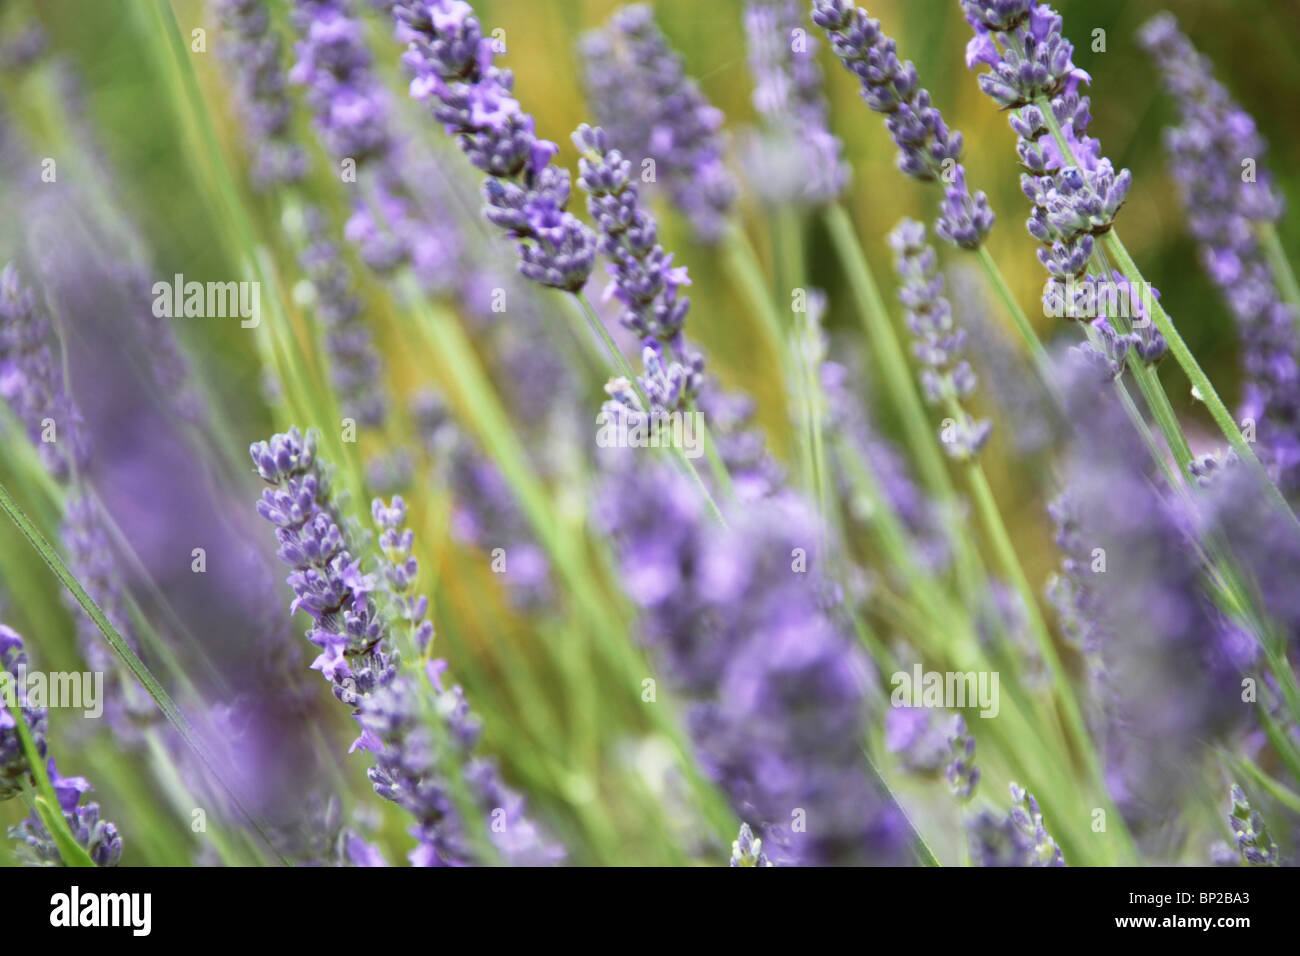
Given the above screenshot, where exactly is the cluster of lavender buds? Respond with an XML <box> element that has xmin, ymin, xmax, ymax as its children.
<box><xmin>295</xmin><ymin>206</ymin><xmax>388</xmax><ymax>427</ymax></box>
<box><xmin>580</xmin><ymin>5</ymin><xmax>737</xmax><ymax>244</ymax></box>
<box><xmin>1</xmin><ymin>623</ymin><xmax>122</xmax><ymax>866</ymax></box>
<box><xmin>944</xmin><ymin>715</ymin><xmax>979</xmax><ymax>801</ymax></box>
<box><xmin>572</xmin><ymin>123</ymin><xmax>709</xmax><ymax>419</ymax></box>
<box><xmin>811</xmin><ymin>1</ymin><xmax>993</xmax><ymax>249</ymax></box>
<box><xmin>740</xmin><ymin>0</ymin><xmax>846</xmax><ymax>205</ymax></box>
<box><xmin>962</xmin><ymin>4</ymin><xmax>1134</xmax><ymax>324</ymax></box>
<box><xmin>884</xmin><ymin>707</ymin><xmax>949</xmax><ymax>774</ymax></box>
<box><xmin>573</xmin><ymin>124</ymin><xmax>692</xmax><ymax>345</ymax></box>
<box><xmin>1044</xmin><ymin>491</ymin><xmax>1102</xmax><ymax>659</ymax></box>
<box><xmin>372</xmin><ymin>496</ymin><xmax>434</xmax><ymax>653</ymax></box>
<box><xmin>601</xmin><ymin>460</ymin><xmax>909</xmax><ymax>866</ymax></box>
<box><xmin>1227</xmin><ymin>784</ymin><xmax>1279</xmax><ymax>866</ymax></box>
<box><xmin>0</xmin><ymin>262</ymin><xmax>90</xmax><ymax>481</ymax></box>
<box><xmin>390</xmin><ymin>0</ymin><xmax>595</xmax><ymax>291</ymax></box>
<box><xmin>289</xmin><ymin>0</ymin><xmax>468</xmax><ymax>293</ymax></box>
<box><xmin>888</xmin><ymin>219</ymin><xmax>991</xmax><ymax>459</ymax></box>
<box><xmin>252</xmin><ymin>427</ymin><xmax>560</xmax><ymax>865</ymax></box>
<box><xmin>214</xmin><ymin>0</ymin><xmax>309</xmax><ymax>189</ymax></box>
<box><xmin>251</xmin><ymin>427</ymin><xmax>391</xmax><ymax>685</ymax></box>
<box><xmin>0</xmin><ymin>623</ymin><xmax>46</xmax><ymax>799</ymax></box>
<box><xmin>1139</xmin><ymin>13</ymin><xmax>1300</xmax><ymax>491</ymax></box>
<box><xmin>359</xmin><ymin>659</ymin><xmax>562</xmax><ymax>866</ymax></box>
<box><xmin>966</xmin><ymin>782</ymin><xmax>1064</xmax><ymax>867</ymax></box>
<box><xmin>289</xmin><ymin>0</ymin><xmax>394</xmax><ymax>164</ymax></box>
<box><xmin>729</xmin><ymin>823</ymin><xmax>774</xmax><ymax>866</ymax></box>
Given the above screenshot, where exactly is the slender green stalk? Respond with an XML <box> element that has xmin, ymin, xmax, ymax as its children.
<box><xmin>824</xmin><ymin>205</ymin><xmax>951</xmax><ymax>500</ymax></box>
<box><xmin>1258</xmin><ymin>223</ymin><xmax>1300</xmax><ymax>322</ymax></box>
<box><xmin>1036</xmin><ymin>96</ymin><xmax>1294</xmax><ymax>520</ymax></box>
<box><xmin>398</xmin><ymin>278</ymin><xmax>737</xmax><ymax>839</ymax></box>
<box><xmin>12</xmin><ymin>712</ymin><xmax>95</xmax><ymax>867</ymax></box>
<box><xmin>975</xmin><ymin>244</ymin><xmax>1050</xmax><ymax>372</ymax></box>
<box><xmin>959</xmin><ymin>457</ymin><xmax>1101</xmax><ymax>778</ymax></box>
<box><xmin>822</xmin><ymin>204</ymin><xmax>989</xmax><ymax>604</ymax></box>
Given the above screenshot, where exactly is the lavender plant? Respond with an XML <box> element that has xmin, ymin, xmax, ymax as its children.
<box><xmin>1</xmin><ymin>0</ymin><xmax>1299</xmax><ymax>877</ymax></box>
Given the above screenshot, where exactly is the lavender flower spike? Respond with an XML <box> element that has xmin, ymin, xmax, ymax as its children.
<box><xmin>1228</xmin><ymin>784</ymin><xmax>1279</xmax><ymax>866</ymax></box>
<box><xmin>811</xmin><ymin>1</ymin><xmax>994</xmax><ymax>249</ymax></box>
<box><xmin>213</xmin><ymin>0</ymin><xmax>308</xmax><ymax>189</ymax></box>
<box><xmin>730</xmin><ymin>823</ymin><xmax>775</xmax><ymax>867</ymax></box>
<box><xmin>601</xmin><ymin>461</ymin><xmax>910</xmax><ymax>865</ymax></box>
<box><xmin>573</xmin><ymin>124</ymin><xmax>692</xmax><ymax>345</ymax></box>
<box><xmin>574</xmin><ymin>124</ymin><xmax>708</xmax><ymax>422</ymax></box>
<box><xmin>944</xmin><ymin>715</ymin><xmax>979</xmax><ymax>801</ymax></box>
<box><xmin>741</xmin><ymin>0</ymin><xmax>847</xmax><ymax>205</ymax></box>
<box><xmin>1139</xmin><ymin>13</ymin><xmax>1300</xmax><ymax>491</ymax></box>
<box><xmin>1</xmin><ymin>623</ymin><xmax>122</xmax><ymax>866</ymax></box>
<box><xmin>391</xmin><ymin>0</ymin><xmax>596</xmax><ymax>292</ymax></box>
<box><xmin>960</xmin><ymin>3</ymin><xmax>1135</xmax><ymax>326</ymax></box>
<box><xmin>888</xmin><ymin>219</ymin><xmax>992</xmax><ymax>459</ymax></box>
<box><xmin>966</xmin><ymin>782</ymin><xmax>1064</xmax><ymax>867</ymax></box>
<box><xmin>581</xmin><ymin>5</ymin><xmax>737</xmax><ymax>244</ymax></box>
<box><xmin>252</xmin><ymin>428</ymin><xmax>562</xmax><ymax>865</ymax></box>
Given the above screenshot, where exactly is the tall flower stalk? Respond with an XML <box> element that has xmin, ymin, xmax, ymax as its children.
<box><xmin>1139</xmin><ymin>12</ymin><xmax>1300</xmax><ymax>495</ymax></box>
<box><xmin>959</xmin><ymin>0</ymin><xmax>1289</xmax><ymax>508</ymax></box>
<box><xmin>250</xmin><ymin>427</ymin><xmax>562</xmax><ymax>865</ymax></box>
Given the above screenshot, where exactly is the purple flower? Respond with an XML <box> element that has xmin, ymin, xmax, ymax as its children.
<box><xmin>290</xmin><ymin>0</ymin><xmax>393</xmax><ymax>162</ymax></box>
<box><xmin>884</xmin><ymin>708</ymin><xmax>948</xmax><ymax>774</ymax></box>
<box><xmin>967</xmin><ymin>782</ymin><xmax>1064</xmax><ymax>866</ymax></box>
<box><xmin>1054</xmin><ymin>353</ymin><xmax>1252</xmax><ymax>837</ymax></box>
<box><xmin>252</xmin><ymin>428</ymin><xmax>562</xmax><ymax>865</ymax></box>
<box><xmin>1</xmin><ymin>622</ymin><xmax>122</xmax><ymax>866</ymax></box>
<box><xmin>580</xmin><ymin>5</ymin><xmax>737</xmax><ymax>244</ymax></box>
<box><xmin>1139</xmin><ymin>13</ymin><xmax>1300</xmax><ymax>492</ymax></box>
<box><xmin>601</xmin><ymin>460</ymin><xmax>910</xmax><ymax>865</ymax></box>
<box><xmin>944</xmin><ymin>715</ymin><xmax>980</xmax><ymax>801</ymax></box>
<box><xmin>888</xmin><ymin>219</ymin><xmax>992</xmax><ymax>459</ymax></box>
<box><xmin>961</xmin><ymin>5</ymin><xmax>1133</xmax><ymax>320</ymax></box>
<box><xmin>811</xmin><ymin>1</ymin><xmax>994</xmax><ymax>249</ymax></box>
<box><xmin>741</xmin><ymin>0</ymin><xmax>847</xmax><ymax>205</ymax></box>
<box><xmin>574</xmin><ymin>124</ymin><xmax>692</xmax><ymax>343</ymax></box>
<box><xmin>296</xmin><ymin>206</ymin><xmax>388</xmax><ymax>428</ymax></box>
<box><xmin>0</xmin><ymin>624</ymin><xmax>47</xmax><ymax>800</ymax></box>
<box><xmin>0</xmin><ymin>262</ymin><xmax>91</xmax><ymax>481</ymax></box>
<box><xmin>1227</xmin><ymin>784</ymin><xmax>1279</xmax><ymax>866</ymax></box>
<box><xmin>214</xmin><ymin>0</ymin><xmax>309</xmax><ymax>188</ymax></box>
<box><xmin>390</xmin><ymin>0</ymin><xmax>596</xmax><ymax>291</ymax></box>
<box><xmin>729</xmin><ymin>822</ymin><xmax>775</xmax><ymax>866</ymax></box>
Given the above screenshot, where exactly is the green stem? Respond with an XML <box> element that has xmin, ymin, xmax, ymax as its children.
<box><xmin>1258</xmin><ymin>223</ymin><xmax>1300</xmax><ymax>323</ymax></box>
<box><xmin>961</xmin><ymin>460</ymin><xmax>1102</xmax><ymax>784</ymax></box>
<box><xmin>975</xmin><ymin>244</ymin><xmax>1049</xmax><ymax>371</ymax></box>
<box><xmin>822</xmin><ymin>204</ymin><xmax>987</xmax><ymax>604</ymax></box>
<box><xmin>12</xmin><ymin>715</ymin><xmax>95</xmax><ymax>867</ymax></box>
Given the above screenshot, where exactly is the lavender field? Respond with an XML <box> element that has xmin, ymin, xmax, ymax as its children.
<box><xmin>0</xmin><ymin>0</ymin><xmax>1298</xmax><ymax>872</ymax></box>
